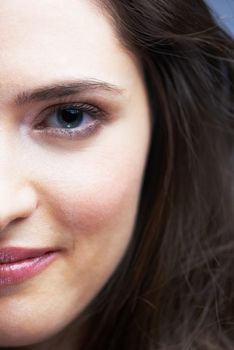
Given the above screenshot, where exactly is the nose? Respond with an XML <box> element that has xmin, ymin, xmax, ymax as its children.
<box><xmin>0</xmin><ymin>185</ymin><xmax>37</xmax><ymax>231</ymax></box>
<box><xmin>0</xmin><ymin>124</ymin><xmax>37</xmax><ymax>232</ymax></box>
<box><xmin>0</xmin><ymin>126</ymin><xmax>39</xmax><ymax>232</ymax></box>
<box><xmin>0</xmin><ymin>180</ymin><xmax>38</xmax><ymax>232</ymax></box>
<box><xmin>0</xmin><ymin>117</ymin><xmax>39</xmax><ymax>232</ymax></box>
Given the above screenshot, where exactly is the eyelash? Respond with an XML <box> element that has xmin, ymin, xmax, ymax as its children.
<box><xmin>33</xmin><ymin>102</ymin><xmax>106</xmax><ymax>140</ymax></box>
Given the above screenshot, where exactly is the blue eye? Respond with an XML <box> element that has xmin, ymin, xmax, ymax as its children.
<box><xmin>47</xmin><ymin>106</ymin><xmax>92</xmax><ymax>130</ymax></box>
<box><xmin>56</xmin><ymin>107</ymin><xmax>84</xmax><ymax>129</ymax></box>
<box><xmin>34</xmin><ymin>103</ymin><xmax>104</xmax><ymax>140</ymax></box>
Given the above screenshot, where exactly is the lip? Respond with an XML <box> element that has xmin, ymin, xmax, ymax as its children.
<box><xmin>0</xmin><ymin>247</ymin><xmax>60</xmax><ymax>286</ymax></box>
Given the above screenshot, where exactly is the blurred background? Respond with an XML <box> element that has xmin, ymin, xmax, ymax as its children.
<box><xmin>206</xmin><ymin>0</ymin><xmax>234</xmax><ymax>36</ymax></box>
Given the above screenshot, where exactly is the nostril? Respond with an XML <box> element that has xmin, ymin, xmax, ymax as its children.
<box><xmin>0</xmin><ymin>214</ymin><xmax>30</xmax><ymax>232</ymax></box>
<box><xmin>11</xmin><ymin>217</ymin><xmax>26</xmax><ymax>226</ymax></box>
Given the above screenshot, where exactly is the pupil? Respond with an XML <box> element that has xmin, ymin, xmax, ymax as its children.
<box><xmin>58</xmin><ymin>108</ymin><xmax>83</xmax><ymax>128</ymax></box>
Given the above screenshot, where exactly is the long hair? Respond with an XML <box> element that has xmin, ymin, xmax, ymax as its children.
<box><xmin>79</xmin><ymin>1</ymin><xmax>234</xmax><ymax>349</ymax></box>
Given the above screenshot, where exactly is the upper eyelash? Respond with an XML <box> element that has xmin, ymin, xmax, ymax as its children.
<box><xmin>37</xmin><ymin>102</ymin><xmax>104</xmax><ymax>122</ymax></box>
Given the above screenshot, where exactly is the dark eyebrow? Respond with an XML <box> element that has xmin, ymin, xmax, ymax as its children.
<box><xmin>14</xmin><ymin>79</ymin><xmax>124</xmax><ymax>106</ymax></box>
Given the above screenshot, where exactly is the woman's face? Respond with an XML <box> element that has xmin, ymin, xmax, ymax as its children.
<box><xmin>0</xmin><ymin>0</ymin><xmax>151</xmax><ymax>348</ymax></box>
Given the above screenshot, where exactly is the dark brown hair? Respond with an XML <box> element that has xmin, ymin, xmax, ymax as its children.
<box><xmin>79</xmin><ymin>1</ymin><xmax>234</xmax><ymax>349</ymax></box>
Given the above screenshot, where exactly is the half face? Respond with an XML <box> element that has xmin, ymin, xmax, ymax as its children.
<box><xmin>0</xmin><ymin>0</ymin><xmax>151</xmax><ymax>348</ymax></box>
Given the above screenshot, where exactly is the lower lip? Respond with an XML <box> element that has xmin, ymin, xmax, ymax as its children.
<box><xmin>0</xmin><ymin>252</ymin><xmax>59</xmax><ymax>286</ymax></box>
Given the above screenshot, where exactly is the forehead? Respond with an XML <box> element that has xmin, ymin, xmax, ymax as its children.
<box><xmin>0</xmin><ymin>0</ymin><xmax>107</xmax><ymax>51</ymax></box>
<box><xmin>0</xmin><ymin>0</ymin><xmax>139</xmax><ymax>99</ymax></box>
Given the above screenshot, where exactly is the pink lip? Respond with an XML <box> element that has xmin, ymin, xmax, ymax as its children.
<box><xmin>0</xmin><ymin>247</ymin><xmax>60</xmax><ymax>286</ymax></box>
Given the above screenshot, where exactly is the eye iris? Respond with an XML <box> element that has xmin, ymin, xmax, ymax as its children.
<box><xmin>57</xmin><ymin>108</ymin><xmax>83</xmax><ymax>129</ymax></box>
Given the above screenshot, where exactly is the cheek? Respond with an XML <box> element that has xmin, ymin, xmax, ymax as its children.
<box><xmin>46</xmin><ymin>155</ymin><xmax>144</xmax><ymax>237</ymax></box>
<box><xmin>39</xmin><ymin>152</ymin><xmax>146</xmax><ymax>299</ymax></box>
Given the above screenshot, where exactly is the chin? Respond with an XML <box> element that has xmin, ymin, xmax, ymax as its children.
<box><xmin>0</xmin><ymin>320</ymin><xmax>65</xmax><ymax>348</ymax></box>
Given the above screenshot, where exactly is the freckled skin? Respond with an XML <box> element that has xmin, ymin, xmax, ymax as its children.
<box><xmin>0</xmin><ymin>0</ymin><xmax>151</xmax><ymax>348</ymax></box>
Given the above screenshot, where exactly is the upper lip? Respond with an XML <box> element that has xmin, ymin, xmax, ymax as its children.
<box><xmin>0</xmin><ymin>247</ymin><xmax>56</xmax><ymax>264</ymax></box>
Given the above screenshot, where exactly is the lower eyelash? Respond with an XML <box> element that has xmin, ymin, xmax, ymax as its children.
<box><xmin>34</xmin><ymin>119</ymin><xmax>101</xmax><ymax>140</ymax></box>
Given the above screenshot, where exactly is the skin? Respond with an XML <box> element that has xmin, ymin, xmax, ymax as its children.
<box><xmin>0</xmin><ymin>0</ymin><xmax>151</xmax><ymax>349</ymax></box>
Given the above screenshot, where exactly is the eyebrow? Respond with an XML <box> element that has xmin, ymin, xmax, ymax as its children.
<box><xmin>14</xmin><ymin>79</ymin><xmax>124</xmax><ymax>106</ymax></box>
